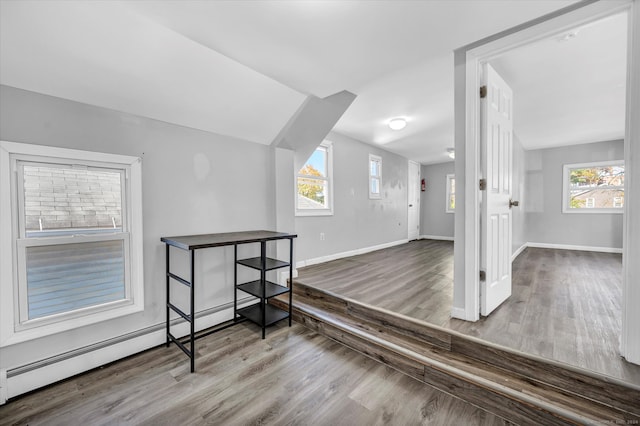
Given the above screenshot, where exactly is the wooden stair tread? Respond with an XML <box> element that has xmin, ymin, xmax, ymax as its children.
<box><xmin>290</xmin><ymin>297</ymin><xmax>635</xmax><ymax>422</ymax></box>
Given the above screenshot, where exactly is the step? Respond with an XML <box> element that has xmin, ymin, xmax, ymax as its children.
<box><xmin>292</xmin><ymin>283</ymin><xmax>640</xmax><ymax>413</ymax></box>
<box><xmin>272</xmin><ymin>283</ymin><xmax>640</xmax><ymax>425</ymax></box>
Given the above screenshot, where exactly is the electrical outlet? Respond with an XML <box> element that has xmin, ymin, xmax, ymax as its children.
<box><xmin>320</xmin><ymin>232</ymin><xmax>325</xmax><ymax>241</ymax></box>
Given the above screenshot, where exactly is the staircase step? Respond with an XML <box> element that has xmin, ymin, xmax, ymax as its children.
<box><xmin>272</xmin><ymin>283</ymin><xmax>640</xmax><ymax>425</ymax></box>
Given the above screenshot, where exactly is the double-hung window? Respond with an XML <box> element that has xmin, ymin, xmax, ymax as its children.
<box><xmin>1</xmin><ymin>141</ymin><xmax>144</xmax><ymax>346</ymax></box>
<box><xmin>369</xmin><ymin>154</ymin><xmax>382</xmax><ymax>199</ymax></box>
<box><xmin>446</xmin><ymin>174</ymin><xmax>455</xmax><ymax>213</ymax></box>
<box><xmin>562</xmin><ymin>160</ymin><xmax>624</xmax><ymax>213</ymax></box>
<box><xmin>296</xmin><ymin>141</ymin><xmax>333</xmax><ymax>216</ymax></box>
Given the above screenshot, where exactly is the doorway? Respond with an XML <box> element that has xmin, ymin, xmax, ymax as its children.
<box><xmin>455</xmin><ymin>0</ymin><xmax>640</xmax><ymax>365</ymax></box>
<box><xmin>408</xmin><ymin>160</ymin><xmax>420</xmax><ymax>241</ymax></box>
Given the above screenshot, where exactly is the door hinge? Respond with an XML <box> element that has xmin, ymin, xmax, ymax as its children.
<box><xmin>479</xmin><ymin>179</ymin><xmax>486</xmax><ymax>191</ymax></box>
<box><xmin>480</xmin><ymin>85</ymin><xmax>487</xmax><ymax>98</ymax></box>
<box><xmin>479</xmin><ymin>270</ymin><xmax>486</xmax><ymax>281</ymax></box>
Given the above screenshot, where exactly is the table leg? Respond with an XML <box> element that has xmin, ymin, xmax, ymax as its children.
<box><xmin>190</xmin><ymin>249</ymin><xmax>195</xmax><ymax>373</ymax></box>
<box><xmin>261</xmin><ymin>240</ymin><xmax>266</xmax><ymax>339</ymax></box>
<box><xmin>165</xmin><ymin>244</ymin><xmax>170</xmax><ymax>347</ymax></box>
<box><xmin>289</xmin><ymin>238</ymin><xmax>293</xmax><ymax>327</ymax></box>
<box><xmin>234</xmin><ymin>244</ymin><xmax>238</xmax><ymax>322</ymax></box>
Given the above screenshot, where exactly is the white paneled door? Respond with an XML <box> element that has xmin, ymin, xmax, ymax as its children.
<box><xmin>408</xmin><ymin>161</ymin><xmax>421</xmax><ymax>241</ymax></box>
<box><xmin>480</xmin><ymin>63</ymin><xmax>513</xmax><ymax>316</ymax></box>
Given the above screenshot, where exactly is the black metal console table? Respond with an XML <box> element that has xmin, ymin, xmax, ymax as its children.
<box><xmin>161</xmin><ymin>230</ymin><xmax>297</xmax><ymax>372</ymax></box>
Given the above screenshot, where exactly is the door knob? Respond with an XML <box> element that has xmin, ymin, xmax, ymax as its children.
<box><xmin>409</xmin><ymin>204</ymin><xmax>413</xmax><ymax>207</ymax></box>
<box><xmin>509</xmin><ymin>199</ymin><xmax>520</xmax><ymax>208</ymax></box>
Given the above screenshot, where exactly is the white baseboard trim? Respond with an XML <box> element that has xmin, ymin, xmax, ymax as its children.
<box><xmin>297</xmin><ymin>239</ymin><xmax>409</xmax><ymax>269</ymax></box>
<box><xmin>511</xmin><ymin>243</ymin><xmax>528</xmax><ymax>262</ymax></box>
<box><xmin>450</xmin><ymin>306</ymin><xmax>470</xmax><ymax>321</ymax></box>
<box><xmin>526</xmin><ymin>242</ymin><xmax>623</xmax><ymax>254</ymax></box>
<box><xmin>3</xmin><ymin>299</ymin><xmax>254</xmax><ymax>402</ymax></box>
<box><xmin>420</xmin><ymin>235</ymin><xmax>454</xmax><ymax>241</ymax></box>
<box><xmin>0</xmin><ymin>369</ymin><xmax>7</xmax><ymax>405</ymax></box>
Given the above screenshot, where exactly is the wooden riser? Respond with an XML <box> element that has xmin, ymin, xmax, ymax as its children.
<box><xmin>272</xmin><ymin>283</ymin><xmax>640</xmax><ymax>425</ymax></box>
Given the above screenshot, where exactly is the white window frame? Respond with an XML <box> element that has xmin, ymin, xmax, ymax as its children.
<box><xmin>562</xmin><ymin>160</ymin><xmax>624</xmax><ymax>214</ymax></box>
<box><xmin>369</xmin><ymin>154</ymin><xmax>382</xmax><ymax>199</ymax></box>
<box><xmin>295</xmin><ymin>140</ymin><xmax>334</xmax><ymax>216</ymax></box>
<box><xmin>446</xmin><ymin>174</ymin><xmax>456</xmax><ymax>213</ymax></box>
<box><xmin>0</xmin><ymin>141</ymin><xmax>144</xmax><ymax>347</ymax></box>
<box><xmin>585</xmin><ymin>197</ymin><xmax>595</xmax><ymax>208</ymax></box>
<box><xmin>614</xmin><ymin>196</ymin><xmax>623</xmax><ymax>208</ymax></box>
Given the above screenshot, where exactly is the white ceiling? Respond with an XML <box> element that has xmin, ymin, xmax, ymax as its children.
<box><xmin>490</xmin><ymin>12</ymin><xmax>627</xmax><ymax>151</ymax></box>
<box><xmin>2</xmin><ymin>0</ymin><xmax>623</xmax><ymax>165</ymax></box>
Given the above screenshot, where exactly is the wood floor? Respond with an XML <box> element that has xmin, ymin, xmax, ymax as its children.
<box><xmin>296</xmin><ymin>240</ymin><xmax>640</xmax><ymax>385</ymax></box>
<box><xmin>296</xmin><ymin>240</ymin><xmax>454</xmax><ymax>326</ymax></box>
<box><xmin>0</xmin><ymin>322</ymin><xmax>511</xmax><ymax>426</ymax></box>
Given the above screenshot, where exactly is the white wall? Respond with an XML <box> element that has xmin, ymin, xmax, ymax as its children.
<box><xmin>419</xmin><ymin>137</ymin><xmax>524</xmax><ymax>253</ymax></box>
<box><xmin>420</xmin><ymin>161</ymin><xmax>454</xmax><ymax>239</ymax></box>
<box><xmin>524</xmin><ymin>139</ymin><xmax>624</xmax><ymax>249</ymax></box>
<box><xmin>274</xmin><ymin>146</ymin><xmax>296</xmax><ymax>281</ymax></box>
<box><xmin>0</xmin><ymin>85</ymin><xmax>278</xmax><ymax>393</ymax></box>
<box><xmin>295</xmin><ymin>131</ymin><xmax>409</xmax><ymax>264</ymax></box>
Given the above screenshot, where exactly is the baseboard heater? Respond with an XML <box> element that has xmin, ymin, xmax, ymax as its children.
<box><xmin>4</xmin><ymin>296</ymin><xmax>255</xmax><ymax>401</ymax></box>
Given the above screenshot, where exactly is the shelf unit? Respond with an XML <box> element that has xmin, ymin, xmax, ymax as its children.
<box><xmin>234</xmin><ymin>240</ymin><xmax>293</xmax><ymax>339</ymax></box>
<box><xmin>161</xmin><ymin>231</ymin><xmax>296</xmax><ymax>372</ymax></box>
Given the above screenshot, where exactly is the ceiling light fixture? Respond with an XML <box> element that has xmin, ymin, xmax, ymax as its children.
<box><xmin>447</xmin><ymin>148</ymin><xmax>455</xmax><ymax>159</ymax></box>
<box><xmin>388</xmin><ymin>117</ymin><xmax>407</xmax><ymax>130</ymax></box>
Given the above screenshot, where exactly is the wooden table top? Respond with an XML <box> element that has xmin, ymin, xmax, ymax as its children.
<box><xmin>161</xmin><ymin>230</ymin><xmax>297</xmax><ymax>250</ymax></box>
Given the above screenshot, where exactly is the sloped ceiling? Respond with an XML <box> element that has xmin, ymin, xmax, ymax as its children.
<box><xmin>490</xmin><ymin>12</ymin><xmax>628</xmax><ymax>151</ymax></box>
<box><xmin>1</xmin><ymin>0</ymin><xmax>617</xmax><ymax>165</ymax></box>
<box><xmin>0</xmin><ymin>0</ymin><xmax>306</xmax><ymax>145</ymax></box>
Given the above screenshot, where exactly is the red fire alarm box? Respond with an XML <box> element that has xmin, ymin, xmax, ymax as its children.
<box><xmin>421</xmin><ymin>179</ymin><xmax>426</xmax><ymax>191</ymax></box>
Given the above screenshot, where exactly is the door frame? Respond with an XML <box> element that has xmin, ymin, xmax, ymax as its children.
<box><xmin>454</xmin><ymin>0</ymin><xmax>639</xmax><ymax>364</ymax></box>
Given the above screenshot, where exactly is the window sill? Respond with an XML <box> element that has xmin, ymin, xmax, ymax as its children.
<box><xmin>562</xmin><ymin>209</ymin><xmax>623</xmax><ymax>214</ymax></box>
<box><xmin>295</xmin><ymin>210</ymin><xmax>334</xmax><ymax>217</ymax></box>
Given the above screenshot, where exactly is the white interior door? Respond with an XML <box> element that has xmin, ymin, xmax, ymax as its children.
<box><xmin>480</xmin><ymin>63</ymin><xmax>513</xmax><ymax>316</ymax></box>
<box><xmin>408</xmin><ymin>160</ymin><xmax>420</xmax><ymax>241</ymax></box>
